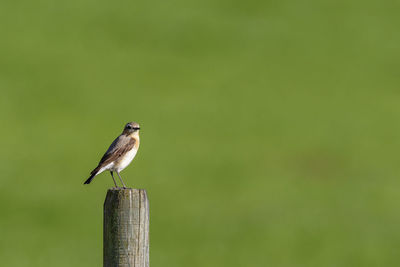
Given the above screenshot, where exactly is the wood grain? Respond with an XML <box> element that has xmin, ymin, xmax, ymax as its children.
<box><xmin>104</xmin><ymin>188</ymin><xmax>149</xmax><ymax>267</ymax></box>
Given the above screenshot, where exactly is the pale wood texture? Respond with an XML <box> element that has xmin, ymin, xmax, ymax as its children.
<box><xmin>104</xmin><ymin>188</ymin><xmax>149</xmax><ymax>267</ymax></box>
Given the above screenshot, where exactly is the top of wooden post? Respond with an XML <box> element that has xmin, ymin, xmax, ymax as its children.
<box><xmin>104</xmin><ymin>188</ymin><xmax>149</xmax><ymax>267</ymax></box>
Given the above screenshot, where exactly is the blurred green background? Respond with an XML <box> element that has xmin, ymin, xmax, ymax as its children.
<box><xmin>1</xmin><ymin>0</ymin><xmax>400</xmax><ymax>266</ymax></box>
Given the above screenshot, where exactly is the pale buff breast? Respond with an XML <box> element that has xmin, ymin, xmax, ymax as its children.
<box><xmin>114</xmin><ymin>134</ymin><xmax>139</xmax><ymax>172</ymax></box>
<box><xmin>114</xmin><ymin>148</ymin><xmax>138</xmax><ymax>172</ymax></box>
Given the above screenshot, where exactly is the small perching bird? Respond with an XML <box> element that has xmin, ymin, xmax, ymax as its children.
<box><xmin>84</xmin><ymin>122</ymin><xmax>140</xmax><ymax>188</ymax></box>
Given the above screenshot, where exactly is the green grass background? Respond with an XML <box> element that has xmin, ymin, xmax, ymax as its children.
<box><xmin>1</xmin><ymin>0</ymin><xmax>400</xmax><ymax>266</ymax></box>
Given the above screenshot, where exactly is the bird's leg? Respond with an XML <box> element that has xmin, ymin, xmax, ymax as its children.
<box><xmin>110</xmin><ymin>171</ymin><xmax>119</xmax><ymax>188</ymax></box>
<box><xmin>116</xmin><ymin>171</ymin><xmax>127</xmax><ymax>189</ymax></box>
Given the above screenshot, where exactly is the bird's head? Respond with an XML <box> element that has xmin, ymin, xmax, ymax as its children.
<box><xmin>123</xmin><ymin>122</ymin><xmax>140</xmax><ymax>135</ymax></box>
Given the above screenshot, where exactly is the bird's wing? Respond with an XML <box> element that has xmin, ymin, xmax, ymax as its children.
<box><xmin>94</xmin><ymin>135</ymin><xmax>136</xmax><ymax>171</ymax></box>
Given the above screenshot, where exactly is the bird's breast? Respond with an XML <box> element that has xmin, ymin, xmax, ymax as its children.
<box><xmin>115</xmin><ymin>148</ymin><xmax>137</xmax><ymax>171</ymax></box>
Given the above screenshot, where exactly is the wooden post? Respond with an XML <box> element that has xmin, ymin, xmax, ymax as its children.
<box><xmin>104</xmin><ymin>188</ymin><xmax>149</xmax><ymax>267</ymax></box>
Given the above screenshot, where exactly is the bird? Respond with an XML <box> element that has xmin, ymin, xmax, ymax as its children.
<box><xmin>84</xmin><ymin>122</ymin><xmax>140</xmax><ymax>188</ymax></box>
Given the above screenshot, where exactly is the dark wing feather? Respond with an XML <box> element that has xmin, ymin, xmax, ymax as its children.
<box><xmin>84</xmin><ymin>135</ymin><xmax>136</xmax><ymax>185</ymax></box>
<box><xmin>96</xmin><ymin>135</ymin><xmax>136</xmax><ymax>169</ymax></box>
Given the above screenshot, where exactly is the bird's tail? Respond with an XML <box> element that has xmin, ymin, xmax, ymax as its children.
<box><xmin>84</xmin><ymin>166</ymin><xmax>100</xmax><ymax>185</ymax></box>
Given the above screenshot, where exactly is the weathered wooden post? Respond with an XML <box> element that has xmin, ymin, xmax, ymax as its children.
<box><xmin>104</xmin><ymin>188</ymin><xmax>149</xmax><ymax>267</ymax></box>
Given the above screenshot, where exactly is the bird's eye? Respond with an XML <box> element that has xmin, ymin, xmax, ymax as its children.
<box><xmin>127</xmin><ymin>125</ymin><xmax>132</xmax><ymax>129</ymax></box>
